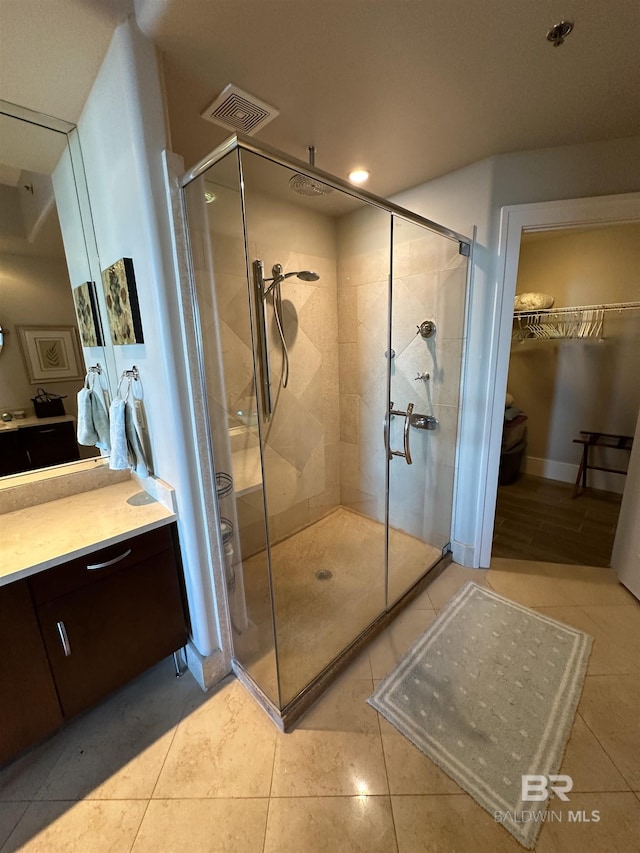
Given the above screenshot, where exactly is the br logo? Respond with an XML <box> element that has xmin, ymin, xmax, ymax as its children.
<box><xmin>521</xmin><ymin>774</ymin><xmax>573</xmax><ymax>802</ymax></box>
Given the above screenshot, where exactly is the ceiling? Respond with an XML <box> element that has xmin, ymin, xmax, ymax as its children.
<box><xmin>0</xmin><ymin>0</ymin><xmax>639</xmax><ymax>199</ymax></box>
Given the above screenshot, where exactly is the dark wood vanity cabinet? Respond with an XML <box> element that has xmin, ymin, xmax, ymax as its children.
<box><xmin>31</xmin><ymin>526</ymin><xmax>188</xmax><ymax>718</ymax></box>
<box><xmin>21</xmin><ymin>421</ymin><xmax>80</xmax><ymax>470</ymax></box>
<box><xmin>0</xmin><ymin>421</ymin><xmax>79</xmax><ymax>476</ymax></box>
<box><xmin>1</xmin><ymin>524</ymin><xmax>188</xmax><ymax>765</ymax></box>
<box><xmin>0</xmin><ymin>580</ymin><xmax>64</xmax><ymax>765</ymax></box>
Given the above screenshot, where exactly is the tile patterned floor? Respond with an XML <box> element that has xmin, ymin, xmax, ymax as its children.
<box><xmin>1</xmin><ymin>559</ymin><xmax>639</xmax><ymax>852</ymax></box>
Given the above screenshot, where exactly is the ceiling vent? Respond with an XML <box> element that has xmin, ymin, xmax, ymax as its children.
<box><xmin>201</xmin><ymin>84</ymin><xmax>279</xmax><ymax>135</ymax></box>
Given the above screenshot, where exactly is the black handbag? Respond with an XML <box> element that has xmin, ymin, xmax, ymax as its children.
<box><xmin>31</xmin><ymin>387</ymin><xmax>67</xmax><ymax>418</ymax></box>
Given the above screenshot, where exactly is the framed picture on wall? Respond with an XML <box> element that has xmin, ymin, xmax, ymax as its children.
<box><xmin>101</xmin><ymin>257</ymin><xmax>144</xmax><ymax>345</ymax></box>
<box><xmin>17</xmin><ymin>325</ymin><xmax>83</xmax><ymax>384</ymax></box>
<box><xmin>73</xmin><ymin>281</ymin><xmax>103</xmax><ymax>347</ymax></box>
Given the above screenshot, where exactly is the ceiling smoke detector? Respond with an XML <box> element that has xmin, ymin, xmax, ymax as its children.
<box><xmin>546</xmin><ymin>20</ymin><xmax>574</xmax><ymax>46</ymax></box>
<box><xmin>201</xmin><ymin>83</ymin><xmax>279</xmax><ymax>135</ymax></box>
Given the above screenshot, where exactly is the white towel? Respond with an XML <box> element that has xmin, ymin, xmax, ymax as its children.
<box><xmin>109</xmin><ymin>399</ymin><xmax>129</xmax><ymax>470</ymax></box>
<box><xmin>77</xmin><ymin>387</ymin><xmax>98</xmax><ymax>445</ymax></box>
<box><xmin>91</xmin><ymin>390</ymin><xmax>111</xmax><ymax>452</ymax></box>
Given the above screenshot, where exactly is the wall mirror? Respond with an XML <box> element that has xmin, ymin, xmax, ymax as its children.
<box><xmin>0</xmin><ymin>100</ymin><xmax>115</xmax><ymax>479</ymax></box>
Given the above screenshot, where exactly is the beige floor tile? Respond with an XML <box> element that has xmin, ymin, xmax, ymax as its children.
<box><xmin>391</xmin><ymin>794</ymin><xmax>523</xmax><ymax>852</ymax></box>
<box><xmin>1</xmin><ymin>800</ymin><xmax>146</xmax><ymax>853</ymax></box>
<box><xmin>35</xmin><ymin>660</ymin><xmax>197</xmax><ymax>801</ymax></box>
<box><xmin>378</xmin><ymin>717</ymin><xmax>462</xmax><ymax>795</ymax></box>
<box><xmin>535</xmin><ymin>605</ymin><xmax>640</xmax><ymax>675</ymax></box>
<box><xmin>535</xmin><ymin>792</ymin><xmax>640</xmax><ymax>853</ymax></box>
<box><xmin>341</xmin><ymin>647</ymin><xmax>373</xmax><ymax>680</ymax></box>
<box><xmin>560</xmin><ymin>714</ymin><xmax>630</xmax><ymax>792</ymax></box>
<box><xmin>131</xmin><ymin>798</ymin><xmax>269</xmax><ymax>852</ymax></box>
<box><xmin>153</xmin><ymin>677</ymin><xmax>277</xmax><ymax>799</ymax></box>
<box><xmin>487</xmin><ymin>559</ymin><xmax>634</xmax><ymax>608</ymax></box>
<box><xmin>578</xmin><ymin>675</ymin><xmax>640</xmax><ymax>790</ymax></box>
<box><xmin>425</xmin><ymin>563</ymin><xmax>489</xmax><ymax>610</ymax></box>
<box><xmin>0</xmin><ymin>734</ymin><xmax>69</xmax><ymax>802</ymax></box>
<box><xmin>368</xmin><ymin>608</ymin><xmax>437</xmax><ymax>680</ymax></box>
<box><xmin>263</xmin><ymin>795</ymin><xmax>397</xmax><ymax>853</ymax></box>
<box><xmin>0</xmin><ymin>803</ymin><xmax>28</xmax><ymax>848</ymax></box>
<box><xmin>271</xmin><ymin>678</ymin><xmax>388</xmax><ymax>797</ymax></box>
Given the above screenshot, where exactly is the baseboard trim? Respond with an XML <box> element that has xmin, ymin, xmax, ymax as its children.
<box><xmin>185</xmin><ymin>641</ymin><xmax>231</xmax><ymax>691</ymax></box>
<box><xmin>525</xmin><ymin>455</ymin><xmax>625</xmax><ymax>494</ymax></box>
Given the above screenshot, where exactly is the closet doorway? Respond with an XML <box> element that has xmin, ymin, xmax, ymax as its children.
<box><xmin>492</xmin><ymin>222</ymin><xmax>640</xmax><ymax>566</ymax></box>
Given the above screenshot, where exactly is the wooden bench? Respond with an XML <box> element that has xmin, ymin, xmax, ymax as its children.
<box><xmin>572</xmin><ymin>431</ymin><xmax>634</xmax><ymax>498</ymax></box>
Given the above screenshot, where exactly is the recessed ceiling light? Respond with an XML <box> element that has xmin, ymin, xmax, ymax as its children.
<box><xmin>348</xmin><ymin>169</ymin><xmax>370</xmax><ymax>184</ymax></box>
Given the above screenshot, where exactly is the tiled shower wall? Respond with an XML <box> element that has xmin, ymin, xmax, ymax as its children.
<box><xmin>197</xmin><ymin>183</ymin><xmax>467</xmax><ymax>560</ymax></box>
<box><xmin>227</xmin><ymin>191</ymin><xmax>341</xmax><ymax>551</ymax></box>
<box><xmin>336</xmin><ymin>207</ymin><xmax>468</xmax><ymax>545</ymax></box>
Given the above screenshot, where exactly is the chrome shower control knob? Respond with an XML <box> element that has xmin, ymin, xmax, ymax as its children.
<box><xmin>417</xmin><ymin>320</ymin><xmax>436</xmax><ymax>339</ymax></box>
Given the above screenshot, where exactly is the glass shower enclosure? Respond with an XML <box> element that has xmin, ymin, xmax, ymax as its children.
<box><xmin>181</xmin><ymin>137</ymin><xmax>471</xmax><ymax>726</ymax></box>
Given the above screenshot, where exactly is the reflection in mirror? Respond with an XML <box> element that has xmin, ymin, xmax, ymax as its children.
<box><xmin>0</xmin><ymin>103</ymin><xmax>112</xmax><ymax>479</ymax></box>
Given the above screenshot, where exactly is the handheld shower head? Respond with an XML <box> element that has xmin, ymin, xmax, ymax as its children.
<box><xmin>263</xmin><ymin>264</ymin><xmax>320</xmax><ymax>295</ymax></box>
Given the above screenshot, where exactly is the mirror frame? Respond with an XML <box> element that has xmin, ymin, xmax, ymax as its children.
<box><xmin>0</xmin><ymin>98</ymin><xmax>116</xmax><ymax>483</ymax></box>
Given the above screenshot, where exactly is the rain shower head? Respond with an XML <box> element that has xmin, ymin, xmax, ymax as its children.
<box><xmin>289</xmin><ymin>146</ymin><xmax>333</xmax><ymax>197</ymax></box>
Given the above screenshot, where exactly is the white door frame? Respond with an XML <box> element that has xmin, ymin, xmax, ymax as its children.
<box><xmin>479</xmin><ymin>192</ymin><xmax>640</xmax><ymax>567</ymax></box>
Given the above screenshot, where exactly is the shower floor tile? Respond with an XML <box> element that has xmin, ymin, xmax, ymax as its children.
<box><xmin>238</xmin><ymin>507</ymin><xmax>442</xmax><ymax>706</ymax></box>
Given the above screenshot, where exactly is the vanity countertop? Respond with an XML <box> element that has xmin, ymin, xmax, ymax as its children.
<box><xmin>0</xmin><ymin>478</ymin><xmax>177</xmax><ymax>587</ymax></box>
<box><xmin>0</xmin><ymin>414</ymin><xmax>75</xmax><ymax>432</ymax></box>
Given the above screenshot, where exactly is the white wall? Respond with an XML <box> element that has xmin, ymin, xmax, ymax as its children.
<box><xmin>76</xmin><ymin>17</ymin><xmax>226</xmax><ymax>665</ymax></box>
<box><xmin>0</xmin><ymin>253</ymin><xmax>80</xmax><ymax>417</ymax></box>
<box><xmin>392</xmin><ymin>136</ymin><xmax>640</xmax><ymax>566</ymax></box>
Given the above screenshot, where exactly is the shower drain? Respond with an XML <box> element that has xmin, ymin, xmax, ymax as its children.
<box><xmin>315</xmin><ymin>569</ymin><xmax>333</xmax><ymax>581</ymax></box>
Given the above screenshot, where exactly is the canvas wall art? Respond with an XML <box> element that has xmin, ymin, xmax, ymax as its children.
<box><xmin>101</xmin><ymin>258</ymin><xmax>144</xmax><ymax>345</ymax></box>
<box><xmin>73</xmin><ymin>281</ymin><xmax>103</xmax><ymax>347</ymax></box>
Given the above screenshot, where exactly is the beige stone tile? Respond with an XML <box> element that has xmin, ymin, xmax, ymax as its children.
<box><xmin>0</xmin><ymin>803</ymin><xmax>28</xmax><ymax>848</ymax></box>
<box><xmin>131</xmin><ymin>799</ymin><xmax>269</xmax><ymax>853</ymax></box>
<box><xmin>35</xmin><ymin>660</ymin><xmax>198</xmax><ymax>801</ymax></box>
<box><xmin>264</xmin><ymin>796</ymin><xmax>397</xmax><ymax>853</ymax></box>
<box><xmin>368</xmin><ymin>608</ymin><xmax>437</xmax><ymax>680</ymax></box>
<box><xmin>560</xmin><ymin>713</ymin><xmax>631</xmax><ymax>792</ymax></box>
<box><xmin>487</xmin><ymin>558</ymin><xmax>635</xmax><ymax>608</ymax></box>
<box><xmin>391</xmin><ymin>794</ymin><xmax>523</xmax><ymax>852</ymax></box>
<box><xmin>378</xmin><ymin>718</ymin><xmax>462</xmax><ymax>795</ymax></box>
<box><xmin>425</xmin><ymin>563</ymin><xmax>489</xmax><ymax>610</ymax></box>
<box><xmin>271</xmin><ymin>678</ymin><xmax>388</xmax><ymax>797</ymax></box>
<box><xmin>1</xmin><ymin>800</ymin><xmax>146</xmax><ymax>853</ymax></box>
<box><xmin>535</xmin><ymin>792</ymin><xmax>640</xmax><ymax>853</ymax></box>
<box><xmin>535</xmin><ymin>605</ymin><xmax>640</xmax><ymax>675</ymax></box>
<box><xmin>0</xmin><ymin>733</ymin><xmax>69</xmax><ymax>802</ymax></box>
<box><xmin>579</xmin><ymin>675</ymin><xmax>640</xmax><ymax>790</ymax></box>
<box><xmin>342</xmin><ymin>647</ymin><xmax>373</xmax><ymax>680</ymax></box>
<box><xmin>153</xmin><ymin>677</ymin><xmax>277</xmax><ymax>798</ymax></box>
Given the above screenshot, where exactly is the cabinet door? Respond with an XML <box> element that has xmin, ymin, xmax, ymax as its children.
<box><xmin>0</xmin><ymin>581</ymin><xmax>63</xmax><ymax>765</ymax></box>
<box><xmin>0</xmin><ymin>430</ymin><xmax>30</xmax><ymax>476</ymax></box>
<box><xmin>36</xmin><ymin>550</ymin><xmax>187</xmax><ymax>718</ymax></box>
<box><xmin>21</xmin><ymin>421</ymin><xmax>80</xmax><ymax>469</ymax></box>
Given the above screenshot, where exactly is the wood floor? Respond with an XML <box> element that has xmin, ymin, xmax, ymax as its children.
<box><xmin>492</xmin><ymin>473</ymin><xmax>623</xmax><ymax>567</ymax></box>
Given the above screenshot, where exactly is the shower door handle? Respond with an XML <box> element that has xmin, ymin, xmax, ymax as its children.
<box><xmin>386</xmin><ymin>401</ymin><xmax>414</xmax><ymax>465</ymax></box>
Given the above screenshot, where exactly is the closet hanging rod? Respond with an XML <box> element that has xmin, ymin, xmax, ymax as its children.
<box><xmin>515</xmin><ymin>300</ymin><xmax>640</xmax><ymax>317</ymax></box>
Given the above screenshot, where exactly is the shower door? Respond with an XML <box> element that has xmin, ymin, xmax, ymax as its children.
<box><xmin>386</xmin><ymin>217</ymin><xmax>468</xmax><ymax>604</ymax></box>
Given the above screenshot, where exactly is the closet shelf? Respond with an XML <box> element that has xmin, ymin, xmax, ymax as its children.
<box><xmin>512</xmin><ymin>301</ymin><xmax>640</xmax><ymax>342</ymax></box>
